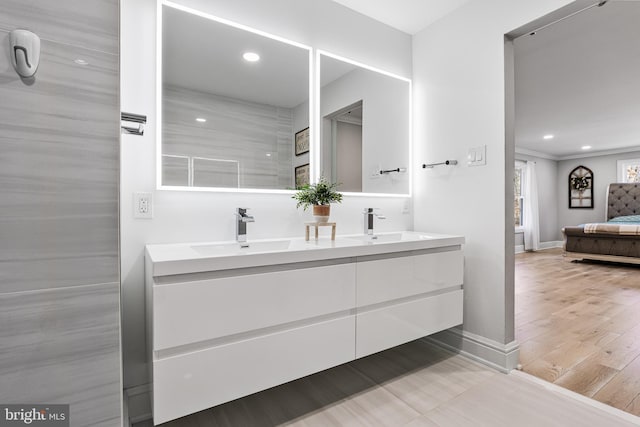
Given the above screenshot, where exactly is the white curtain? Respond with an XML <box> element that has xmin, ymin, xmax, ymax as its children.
<box><xmin>523</xmin><ymin>161</ymin><xmax>540</xmax><ymax>251</ymax></box>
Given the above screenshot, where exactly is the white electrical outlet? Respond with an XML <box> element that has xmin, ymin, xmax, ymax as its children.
<box><xmin>134</xmin><ymin>192</ymin><xmax>153</xmax><ymax>219</ymax></box>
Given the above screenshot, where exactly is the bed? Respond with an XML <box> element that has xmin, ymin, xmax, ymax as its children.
<box><xmin>562</xmin><ymin>183</ymin><xmax>640</xmax><ymax>264</ymax></box>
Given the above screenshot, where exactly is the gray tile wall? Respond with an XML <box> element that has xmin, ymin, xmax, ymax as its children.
<box><xmin>163</xmin><ymin>84</ymin><xmax>295</xmax><ymax>190</ymax></box>
<box><xmin>0</xmin><ymin>0</ymin><xmax>119</xmax><ymax>54</ymax></box>
<box><xmin>0</xmin><ymin>1</ymin><xmax>120</xmax><ymax>426</ymax></box>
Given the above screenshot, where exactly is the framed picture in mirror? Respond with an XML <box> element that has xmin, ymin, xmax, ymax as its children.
<box><xmin>295</xmin><ymin>163</ymin><xmax>310</xmax><ymax>188</ymax></box>
<box><xmin>295</xmin><ymin>127</ymin><xmax>310</xmax><ymax>156</ymax></box>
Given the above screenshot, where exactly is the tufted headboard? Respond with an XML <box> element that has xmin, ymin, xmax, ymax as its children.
<box><xmin>607</xmin><ymin>183</ymin><xmax>640</xmax><ymax>220</ymax></box>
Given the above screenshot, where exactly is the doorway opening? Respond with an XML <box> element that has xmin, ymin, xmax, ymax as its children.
<box><xmin>506</xmin><ymin>0</ymin><xmax>640</xmax><ymax>416</ymax></box>
<box><xmin>323</xmin><ymin>100</ymin><xmax>363</xmax><ymax>192</ymax></box>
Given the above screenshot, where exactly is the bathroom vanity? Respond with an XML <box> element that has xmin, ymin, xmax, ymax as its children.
<box><xmin>145</xmin><ymin>232</ymin><xmax>464</xmax><ymax>424</ymax></box>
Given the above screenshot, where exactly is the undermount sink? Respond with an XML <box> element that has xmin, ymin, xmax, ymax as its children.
<box><xmin>191</xmin><ymin>240</ymin><xmax>292</xmax><ymax>256</ymax></box>
<box><xmin>147</xmin><ymin>231</ymin><xmax>464</xmax><ymax>277</ymax></box>
<box><xmin>344</xmin><ymin>232</ymin><xmax>437</xmax><ymax>243</ymax></box>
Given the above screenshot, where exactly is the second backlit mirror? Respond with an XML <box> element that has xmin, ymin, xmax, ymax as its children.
<box><xmin>319</xmin><ymin>53</ymin><xmax>411</xmax><ymax>195</ymax></box>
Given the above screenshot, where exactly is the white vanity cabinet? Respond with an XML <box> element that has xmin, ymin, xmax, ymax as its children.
<box><xmin>355</xmin><ymin>249</ymin><xmax>464</xmax><ymax>358</ymax></box>
<box><xmin>146</xmin><ymin>261</ymin><xmax>357</xmax><ymax>425</ymax></box>
<box><xmin>146</xmin><ymin>232</ymin><xmax>464</xmax><ymax>425</ymax></box>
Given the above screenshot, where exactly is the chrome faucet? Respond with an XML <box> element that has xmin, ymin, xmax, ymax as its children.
<box><xmin>363</xmin><ymin>208</ymin><xmax>386</xmax><ymax>236</ymax></box>
<box><xmin>235</xmin><ymin>208</ymin><xmax>255</xmax><ymax>247</ymax></box>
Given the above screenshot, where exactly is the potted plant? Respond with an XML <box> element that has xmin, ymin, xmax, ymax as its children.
<box><xmin>293</xmin><ymin>177</ymin><xmax>343</xmax><ymax>222</ymax></box>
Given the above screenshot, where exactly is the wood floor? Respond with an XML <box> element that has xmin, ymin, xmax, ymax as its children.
<box><xmin>136</xmin><ymin>338</ymin><xmax>639</xmax><ymax>427</ymax></box>
<box><xmin>516</xmin><ymin>248</ymin><xmax>640</xmax><ymax>416</ymax></box>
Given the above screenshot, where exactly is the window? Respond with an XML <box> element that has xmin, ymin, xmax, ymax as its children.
<box><xmin>515</xmin><ymin>162</ymin><xmax>525</xmax><ymax>229</ymax></box>
<box><xmin>617</xmin><ymin>158</ymin><xmax>640</xmax><ymax>183</ymax></box>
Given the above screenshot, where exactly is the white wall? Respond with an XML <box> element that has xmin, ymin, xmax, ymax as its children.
<box><xmin>121</xmin><ymin>0</ymin><xmax>412</xmax><ymax>389</ymax></box>
<box><xmin>413</xmin><ymin>0</ymin><xmax>573</xmax><ymax>357</ymax></box>
<box><xmin>557</xmin><ymin>150</ymin><xmax>640</xmax><ymax>228</ymax></box>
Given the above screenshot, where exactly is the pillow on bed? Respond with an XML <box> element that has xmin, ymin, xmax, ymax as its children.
<box><xmin>608</xmin><ymin>215</ymin><xmax>640</xmax><ymax>224</ymax></box>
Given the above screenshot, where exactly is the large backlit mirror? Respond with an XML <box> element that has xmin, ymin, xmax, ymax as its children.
<box><xmin>319</xmin><ymin>52</ymin><xmax>411</xmax><ymax>195</ymax></box>
<box><xmin>160</xmin><ymin>4</ymin><xmax>311</xmax><ymax>191</ymax></box>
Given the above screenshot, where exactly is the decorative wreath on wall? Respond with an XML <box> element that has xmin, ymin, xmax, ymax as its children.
<box><xmin>570</xmin><ymin>176</ymin><xmax>590</xmax><ymax>191</ymax></box>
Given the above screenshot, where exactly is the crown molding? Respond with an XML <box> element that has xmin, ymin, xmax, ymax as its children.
<box><xmin>515</xmin><ymin>146</ymin><xmax>640</xmax><ymax>162</ymax></box>
<box><xmin>557</xmin><ymin>146</ymin><xmax>640</xmax><ymax>161</ymax></box>
<box><xmin>514</xmin><ymin>147</ymin><xmax>559</xmax><ymax>161</ymax></box>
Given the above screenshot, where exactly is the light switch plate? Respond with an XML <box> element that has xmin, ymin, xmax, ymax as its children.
<box><xmin>134</xmin><ymin>192</ymin><xmax>153</xmax><ymax>219</ymax></box>
<box><xmin>401</xmin><ymin>199</ymin><xmax>410</xmax><ymax>214</ymax></box>
<box><xmin>468</xmin><ymin>145</ymin><xmax>486</xmax><ymax>166</ymax></box>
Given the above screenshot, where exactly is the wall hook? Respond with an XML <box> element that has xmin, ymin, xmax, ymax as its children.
<box><xmin>9</xmin><ymin>29</ymin><xmax>41</xmax><ymax>78</ymax></box>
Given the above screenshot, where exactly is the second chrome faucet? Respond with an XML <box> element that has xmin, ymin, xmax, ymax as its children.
<box><xmin>235</xmin><ymin>208</ymin><xmax>255</xmax><ymax>247</ymax></box>
<box><xmin>363</xmin><ymin>208</ymin><xmax>386</xmax><ymax>236</ymax></box>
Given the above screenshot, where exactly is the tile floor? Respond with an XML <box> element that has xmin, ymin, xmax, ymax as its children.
<box><xmin>135</xmin><ymin>339</ymin><xmax>640</xmax><ymax>426</ymax></box>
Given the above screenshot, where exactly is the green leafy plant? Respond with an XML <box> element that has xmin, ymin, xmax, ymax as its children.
<box><xmin>293</xmin><ymin>177</ymin><xmax>343</xmax><ymax>210</ymax></box>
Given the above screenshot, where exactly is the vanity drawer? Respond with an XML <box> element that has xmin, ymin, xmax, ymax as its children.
<box><xmin>356</xmin><ymin>290</ymin><xmax>463</xmax><ymax>358</ymax></box>
<box><xmin>356</xmin><ymin>249</ymin><xmax>462</xmax><ymax>307</ymax></box>
<box><xmin>153</xmin><ymin>263</ymin><xmax>356</xmax><ymax>350</ymax></box>
<box><xmin>153</xmin><ymin>314</ymin><xmax>355</xmax><ymax>425</ymax></box>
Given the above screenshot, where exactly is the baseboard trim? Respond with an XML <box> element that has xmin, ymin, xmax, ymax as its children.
<box><xmin>515</xmin><ymin>240</ymin><xmax>563</xmax><ymax>254</ymax></box>
<box><xmin>125</xmin><ymin>383</ymin><xmax>152</xmax><ymax>425</ymax></box>
<box><xmin>540</xmin><ymin>240</ymin><xmax>563</xmax><ymax>250</ymax></box>
<box><xmin>425</xmin><ymin>327</ymin><xmax>519</xmax><ymax>373</ymax></box>
<box><xmin>511</xmin><ymin>370</ymin><xmax>640</xmax><ymax>425</ymax></box>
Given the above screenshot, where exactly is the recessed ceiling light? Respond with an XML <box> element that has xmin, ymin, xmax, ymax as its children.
<box><xmin>581</xmin><ymin>145</ymin><xmax>592</xmax><ymax>150</ymax></box>
<box><xmin>243</xmin><ymin>52</ymin><xmax>260</xmax><ymax>62</ymax></box>
<box><xmin>543</xmin><ymin>134</ymin><xmax>554</xmax><ymax>140</ymax></box>
<box><xmin>266</xmin><ymin>153</ymin><xmax>272</xmax><ymax>157</ymax></box>
<box><xmin>196</xmin><ymin>117</ymin><xmax>207</xmax><ymax>123</ymax></box>
<box><xmin>73</xmin><ymin>59</ymin><xmax>89</xmax><ymax>65</ymax></box>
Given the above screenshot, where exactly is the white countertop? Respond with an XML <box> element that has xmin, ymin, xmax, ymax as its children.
<box><xmin>146</xmin><ymin>231</ymin><xmax>465</xmax><ymax>277</ymax></box>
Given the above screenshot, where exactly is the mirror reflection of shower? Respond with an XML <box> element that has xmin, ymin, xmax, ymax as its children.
<box><xmin>325</xmin><ymin>100</ymin><xmax>363</xmax><ymax>192</ymax></box>
<box><xmin>160</xmin><ymin>4</ymin><xmax>311</xmax><ymax>191</ymax></box>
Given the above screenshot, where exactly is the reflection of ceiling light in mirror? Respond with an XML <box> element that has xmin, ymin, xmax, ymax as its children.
<box><xmin>196</xmin><ymin>118</ymin><xmax>207</xmax><ymax>122</ymax></box>
<box><xmin>581</xmin><ymin>145</ymin><xmax>592</xmax><ymax>150</ymax></box>
<box><xmin>265</xmin><ymin>153</ymin><xmax>272</xmax><ymax>157</ymax></box>
<box><xmin>74</xmin><ymin>59</ymin><xmax>89</xmax><ymax>65</ymax></box>
<box><xmin>243</xmin><ymin>52</ymin><xmax>260</xmax><ymax>62</ymax></box>
<box><xmin>543</xmin><ymin>134</ymin><xmax>554</xmax><ymax>140</ymax></box>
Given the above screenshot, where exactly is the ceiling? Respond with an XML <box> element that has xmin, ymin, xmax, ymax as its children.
<box><xmin>331</xmin><ymin>0</ymin><xmax>473</xmax><ymax>34</ymax></box>
<box><xmin>331</xmin><ymin>0</ymin><xmax>640</xmax><ymax>159</ymax></box>
<box><xmin>514</xmin><ymin>1</ymin><xmax>640</xmax><ymax>159</ymax></box>
<box><xmin>164</xmin><ymin>1</ymin><xmax>640</xmax><ymax>159</ymax></box>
